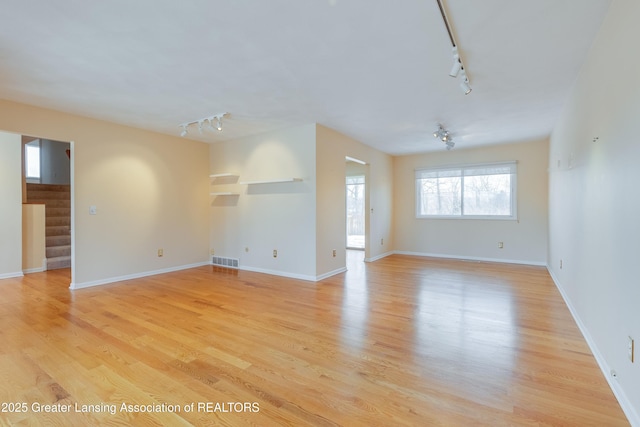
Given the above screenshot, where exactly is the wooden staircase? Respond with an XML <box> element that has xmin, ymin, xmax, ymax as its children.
<box><xmin>26</xmin><ymin>183</ymin><xmax>71</xmax><ymax>270</ymax></box>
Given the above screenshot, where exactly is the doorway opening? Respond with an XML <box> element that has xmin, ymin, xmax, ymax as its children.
<box><xmin>22</xmin><ymin>135</ymin><xmax>72</xmax><ymax>276</ymax></box>
<box><xmin>346</xmin><ymin>174</ymin><xmax>365</xmax><ymax>250</ymax></box>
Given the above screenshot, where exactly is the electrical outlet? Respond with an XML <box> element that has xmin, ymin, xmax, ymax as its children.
<box><xmin>158</xmin><ymin>248</ymin><xmax>163</xmax><ymax>257</ymax></box>
<box><xmin>210</xmin><ymin>249</ymin><xmax>215</xmax><ymax>255</ymax></box>
<box><xmin>332</xmin><ymin>249</ymin><xmax>336</xmax><ymax>257</ymax></box>
<box><xmin>560</xmin><ymin>259</ymin><xmax>563</xmax><ymax>269</ymax></box>
<box><xmin>381</xmin><ymin>238</ymin><xmax>384</xmax><ymax>245</ymax></box>
<box><xmin>629</xmin><ymin>336</ymin><xmax>635</xmax><ymax>363</ymax></box>
<box><xmin>245</xmin><ymin>247</ymin><xmax>249</xmax><ymax>252</ymax></box>
<box><xmin>273</xmin><ymin>249</ymin><xmax>277</xmax><ymax>258</ymax></box>
<box><xmin>498</xmin><ymin>241</ymin><xmax>503</xmax><ymax>249</ymax></box>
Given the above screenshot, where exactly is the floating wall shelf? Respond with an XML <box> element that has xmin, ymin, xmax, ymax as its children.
<box><xmin>209</xmin><ymin>173</ymin><xmax>237</xmax><ymax>178</ymax></box>
<box><xmin>239</xmin><ymin>178</ymin><xmax>303</xmax><ymax>185</ymax></box>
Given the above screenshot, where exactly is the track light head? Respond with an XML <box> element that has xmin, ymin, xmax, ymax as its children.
<box><xmin>449</xmin><ymin>46</ymin><xmax>461</xmax><ymax>77</ymax></box>
<box><xmin>449</xmin><ymin>61</ymin><xmax>461</xmax><ymax>78</ymax></box>
<box><xmin>433</xmin><ymin>123</ymin><xmax>456</xmax><ymax>150</ymax></box>
<box><xmin>460</xmin><ymin>78</ymin><xmax>472</xmax><ymax>95</ymax></box>
<box><xmin>178</xmin><ymin>112</ymin><xmax>229</xmax><ymax>136</ymax></box>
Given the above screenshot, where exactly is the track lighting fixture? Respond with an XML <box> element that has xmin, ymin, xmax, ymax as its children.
<box><xmin>460</xmin><ymin>78</ymin><xmax>472</xmax><ymax>95</ymax></box>
<box><xmin>437</xmin><ymin>0</ymin><xmax>472</xmax><ymax>95</ymax></box>
<box><xmin>178</xmin><ymin>113</ymin><xmax>228</xmax><ymax>137</ymax></box>
<box><xmin>433</xmin><ymin>123</ymin><xmax>455</xmax><ymax>150</ymax></box>
<box><xmin>449</xmin><ymin>46</ymin><xmax>461</xmax><ymax>77</ymax></box>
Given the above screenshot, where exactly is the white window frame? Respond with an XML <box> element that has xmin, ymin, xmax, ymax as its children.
<box><xmin>415</xmin><ymin>161</ymin><xmax>517</xmax><ymax>220</ymax></box>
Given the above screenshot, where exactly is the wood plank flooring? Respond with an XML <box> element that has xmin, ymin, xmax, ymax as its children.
<box><xmin>0</xmin><ymin>253</ymin><xmax>629</xmax><ymax>426</ymax></box>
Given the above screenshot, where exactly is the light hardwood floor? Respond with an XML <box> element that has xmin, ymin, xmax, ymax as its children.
<box><xmin>0</xmin><ymin>253</ymin><xmax>629</xmax><ymax>426</ymax></box>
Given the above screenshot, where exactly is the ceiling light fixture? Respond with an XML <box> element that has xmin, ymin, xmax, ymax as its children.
<box><xmin>433</xmin><ymin>123</ymin><xmax>455</xmax><ymax>150</ymax></box>
<box><xmin>449</xmin><ymin>46</ymin><xmax>461</xmax><ymax>77</ymax></box>
<box><xmin>178</xmin><ymin>112</ymin><xmax>229</xmax><ymax>137</ymax></box>
<box><xmin>437</xmin><ymin>0</ymin><xmax>472</xmax><ymax>95</ymax></box>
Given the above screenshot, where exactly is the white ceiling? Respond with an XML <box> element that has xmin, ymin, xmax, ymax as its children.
<box><xmin>0</xmin><ymin>0</ymin><xmax>611</xmax><ymax>155</ymax></box>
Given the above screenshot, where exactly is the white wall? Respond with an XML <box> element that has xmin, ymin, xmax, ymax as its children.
<box><xmin>548</xmin><ymin>0</ymin><xmax>640</xmax><ymax>422</ymax></box>
<box><xmin>393</xmin><ymin>139</ymin><xmax>549</xmax><ymax>265</ymax></box>
<box><xmin>208</xmin><ymin>123</ymin><xmax>393</xmax><ymax>280</ymax></box>
<box><xmin>316</xmin><ymin>124</ymin><xmax>394</xmax><ymax>265</ymax></box>
<box><xmin>41</xmin><ymin>139</ymin><xmax>71</xmax><ymax>185</ymax></box>
<box><xmin>0</xmin><ymin>131</ymin><xmax>23</xmax><ymax>278</ymax></box>
<box><xmin>209</xmin><ymin>124</ymin><xmax>317</xmax><ymax>280</ymax></box>
<box><xmin>0</xmin><ymin>99</ymin><xmax>210</xmax><ymax>288</ymax></box>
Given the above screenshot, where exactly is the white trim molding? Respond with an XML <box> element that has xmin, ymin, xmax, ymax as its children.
<box><xmin>69</xmin><ymin>261</ymin><xmax>210</xmax><ymax>290</ymax></box>
<box><xmin>0</xmin><ymin>271</ymin><xmax>24</xmax><ymax>280</ymax></box>
<box><xmin>393</xmin><ymin>251</ymin><xmax>546</xmax><ymax>267</ymax></box>
<box><xmin>365</xmin><ymin>251</ymin><xmax>394</xmax><ymax>263</ymax></box>
<box><xmin>547</xmin><ymin>267</ymin><xmax>639</xmax><ymax>427</ymax></box>
<box><xmin>240</xmin><ymin>266</ymin><xmax>347</xmax><ymax>282</ymax></box>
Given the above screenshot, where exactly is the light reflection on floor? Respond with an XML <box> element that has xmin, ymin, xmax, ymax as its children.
<box><xmin>340</xmin><ymin>250</ymin><xmax>368</xmax><ymax>350</ymax></box>
<box><xmin>339</xmin><ymin>253</ymin><xmax>517</xmax><ymax>385</ymax></box>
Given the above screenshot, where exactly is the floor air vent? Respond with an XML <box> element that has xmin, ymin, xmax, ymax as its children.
<box><xmin>212</xmin><ymin>256</ymin><xmax>239</xmax><ymax>269</ymax></box>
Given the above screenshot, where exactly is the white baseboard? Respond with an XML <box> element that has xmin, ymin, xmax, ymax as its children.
<box><xmin>23</xmin><ymin>266</ymin><xmax>46</xmax><ymax>274</ymax></box>
<box><xmin>364</xmin><ymin>251</ymin><xmax>394</xmax><ymax>262</ymax></box>
<box><xmin>393</xmin><ymin>250</ymin><xmax>546</xmax><ymax>266</ymax></box>
<box><xmin>239</xmin><ymin>265</ymin><xmax>317</xmax><ymax>282</ymax></box>
<box><xmin>0</xmin><ymin>271</ymin><xmax>24</xmax><ymax>280</ymax></box>
<box><xmin>316</xmin><ymin>267</ymin><xmax>347</xmax><ymax>281</ymax></box>
<box><xmin>69</xmin><ymin>261</ymin><xmax>210</xmax><ymax>290</ymax></box>
<box><xmin>23</xmin><ymin>258</ymin><xmax>47</xmax><ymax>274</ymax></box>
<box><xmin>547</xmin><ymin>268</ymin><xmax>639</xmax><ymax>427</ymax></box>
<box><xmin>240</xmin><ymin>265</ymin><xmax>347</xmax><ymax>282</ymax></box>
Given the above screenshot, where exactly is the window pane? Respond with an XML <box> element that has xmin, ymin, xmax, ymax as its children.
<box><xmin>418</xmin><ymin>176</ymin><xmax>461</xmax><ymax>216</ymax></box>
<box><xmin>463</xmin><ymin>173</ymin><xmax>511</xmax><ymax>215</ymax></box>
<box><xmin>26</xmin><ymin>145</ymin><xmax>40</xmax><ymax>178</ymax></box>
<box><xmin>416</xmin><ymin>162</ymin><xmax>516</xmax><ymax>219</ymax></box>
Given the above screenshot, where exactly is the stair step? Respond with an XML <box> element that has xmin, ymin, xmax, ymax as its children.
<box><xmin>46</xmin><ymin>245</ymin><xmax>71</xmax><ymax>258</ymax></box>
<box><xmin>27</xmin><ymin>190</ymin><xmax>70</xmax><ymax>200</ymax></box>
<box><xmin>46</xmin><ymin>216</ymin><xmax>71</xmax><ymax>227</ymax></box>
<box><xmin>46</xmin><ymin>208</ymin><xmax>71</xmax><ymax>217</ymax></box>
<box><xmin>46</xmin><ymin>235</ymin><xmax>71</xmax><ymax>247</ymax></box>
<box><xmin>26</xmin><ymin>199</ymin><xmax>70</xmax><ymax>208</ymax></box>
<box><xmin>26</xmin><ymin>184</ymin><xmax>70</xmax><ymax>192</ymax></box>
<box><xmin>47</xmin><ymin>256</ymin><xmax>71</xmax><ymax>270</ymax></box>
<box><xmin>27</xmin><ymin>184</ymin><xmax>72</xmax><ymax>268</ymax></box>
<box><xmin>46</xmin><ymin>225</ymin><xmax>71</xmax><ymax>237</ymax></box>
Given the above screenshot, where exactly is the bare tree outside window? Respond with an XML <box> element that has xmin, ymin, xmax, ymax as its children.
<box><xmin>416</xmin><ymin>162</ymin><xmax>516</xmax><ymax>219</ymax></box>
